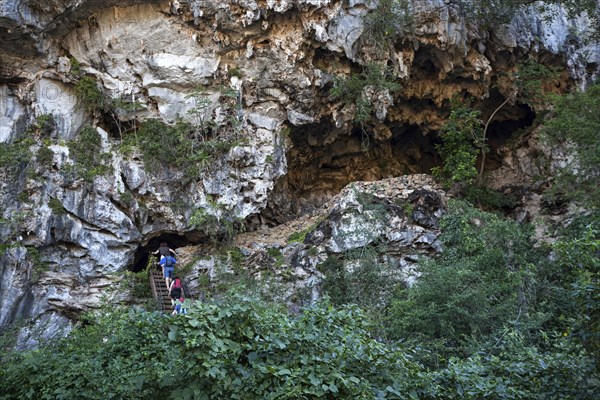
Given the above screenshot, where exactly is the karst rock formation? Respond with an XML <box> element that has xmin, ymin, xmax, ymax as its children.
<box><xmin>0</xmin><ymin>0</ymin><xmax>598</xmax><ymax>347</ymax></box>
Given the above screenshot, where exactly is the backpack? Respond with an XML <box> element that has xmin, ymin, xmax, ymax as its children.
<box><xmin>170</xmin><ymin>278</ymin><xmax>182</xmax><ymax>298</ymax></box>
<box><xmin>164</xmin><ymin>256</ymin><xmax>175</xmax><ymax>268</ymax></box>
<box><xmin>171</xmin><ymin>286</ymin><xmax>182</xmax><ymax>298</ymax></box>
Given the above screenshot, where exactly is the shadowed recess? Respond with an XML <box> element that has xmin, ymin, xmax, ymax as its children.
<box><xmin>132</xmin><ymin>233</ymin><xmax>190</xmax><ymax>273</ymax></box>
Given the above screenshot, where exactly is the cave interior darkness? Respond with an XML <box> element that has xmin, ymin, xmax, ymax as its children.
<box><xmin>259</xmin><ymin>100</ymin><xmax>536</xmax><ymax>224</ymax></box>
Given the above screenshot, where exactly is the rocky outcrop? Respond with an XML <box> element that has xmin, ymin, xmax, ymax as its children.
<box><xmin>182</xmin><ymin>174</ymin><xmax>447</xmax><ymax>305</ymax></box>
<box><xmin>0</xmin><ymin>0</ymin><xmax>598</xmax><ymax>346</ymax></box>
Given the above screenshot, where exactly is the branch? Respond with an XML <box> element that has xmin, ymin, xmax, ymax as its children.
<box><xmin>478</xmin><ymin>93</ymin><xmax>515</xmax><ymax>183</ymax></box>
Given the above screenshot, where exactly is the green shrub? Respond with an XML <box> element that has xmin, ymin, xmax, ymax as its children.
<box><xmin>267</xmin><ymin>247</ymin><xmax>285</xmax><ymax>268</ymax></box>
<box><xmin>35</xmin><ymin>145</ymin><xmax>54</xmax><ymax>166</ymax></box>
<box><xmin>462</xmin><ymin>185</ymin><xmax>519</xmax><ymax>210</ymax></box>
<box><xmin>1</xmin><ymin>290</ymin><xmax>597</xmax><ymax>398</ymax></box>
<box><xmin>169</xmin><ymin>294</ymin><xmax>417</xmax><ymax>399</ymax></box>
<box><xmin>75</xmin><ymin>76</ymin><xmax>107</xmax><ymax>112</ymax></box>
<box><xmin>318</xmin><ymin>245</ymin><xmax>396</xmax><ymax>326</ymax></box>
<box><xmin>227</xmin><ymin>67</ymin><xmax>243</xmax><ymax>78</ymax></box>
<box><xmin>120</xmin><ymin>266</ymin><xmax>153</xmax><ymax>299</ymax></box>
<box><xmin>362</xmin><ymin>0</ymin><xmax>414</xmax><ymax>46</ymax></box>
<box><xmin>67</xmin><ymin>126</ymin><xmax>112</xmax><ymax>182</ymax></box>
<box><xmin>26</xmin><ymin>246</ymin><xmax>47</xmax><ymax>282</ymax></box>
<box><xmin>122</xmin><ymin>119</ymin><xmax>239</xmax><ymax>181</ymax></box>
<box><xmin>0</xmin><ymin>134</ymin><xmax>34</xmax><ymax>174</ymax></box>
<box><xmin>190</xmin><ymin>208</ymin><xmax>221</xmax><ymax>241</ymax></box>
<box><xmin>47</xmin><ymin>198</ymin><xmax>65</xmax><ymax>214</ymax></box>
<box><xmin>432</xmin><ymin>102</ymin><xmax>483</xmax><ymax>185</ymax></box>
<box><xmin>0</xmin><ymin>307</ymin><xmax>174</xmax><ymax>400</ymax></box>
<box><xmin>416</xmin><ymin>331</ymin><xmax>599</xmax><ymax>399</ymax></box>
<box><xmin>0</xmin><ymin>294</ymin><xmax>418</xmax><ymax>399</ymax></box>
<box><xmin>550</xmin><ymin>213</ymin><xmax>600</xmax><ymax>363</ymax></box>
<box><xmin>385</xmin><ymin>200</ymin><xmax>540</xmax><ymax>356</ymax></box>
<box><xmin>287</xmin><ymin>228</ymin><xmax>310</xmax><ymax>244</ymax></box>
<box><xmin>542</xmin><ymin>84</ymin><xmax>600</xmax><ymax>208</ymax></box>
<box><xmin>32</xmin><ymin>114</ymin><xmax>55</xmax><ymax>137</ymax></box>
<box><xmin>69</xmin><ymin>57</ymin><xmax>81</xmax><ymax>77</ymax></box>
<box><xmin>330</xmin><ymin>63</ymin><xmax>400</xmax><ymax>125</ymax></box>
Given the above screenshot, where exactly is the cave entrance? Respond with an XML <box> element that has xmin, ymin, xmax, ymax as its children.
<box><xmin>257</xmin><ymin>94</ymin><xmax>536</xmax><ymax>226</ymax></box>
<box><xmin>258</xmin><ymin>118</ymin><xmax>439</xmax><ymax>225</ymax></box>
<box><xmin>131</xmin><ymin>233</ymin><xmax>192</xmax><ymax>273</ymax></box>
<box><xmin>480</xmin><ymin>99</ymin><xmax>536</xmax><ymax>172</ymax></box>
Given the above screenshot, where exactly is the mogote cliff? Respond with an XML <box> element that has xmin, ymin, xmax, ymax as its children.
<box><xmin>0</xmin><ymin>0</ymin><xmax>598</xmax><ymax>347</ymax></box>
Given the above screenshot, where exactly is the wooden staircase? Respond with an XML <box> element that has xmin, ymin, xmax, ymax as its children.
<box><xmin>149</xmin><ymin>269</ymin><xmax>172</xmax><ymax>312</ymax></box>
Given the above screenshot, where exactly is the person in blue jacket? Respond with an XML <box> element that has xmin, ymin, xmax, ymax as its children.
<box><xmin>159</xmin><ymin>254</ymin><xmax>177</xmax><ymax>288</ymax></box>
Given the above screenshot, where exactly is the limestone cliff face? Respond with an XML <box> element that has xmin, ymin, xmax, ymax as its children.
<box><xmin>0</xmin><ymin>0</ymin><xmax>598</xmax><ymax>347</ymax></box>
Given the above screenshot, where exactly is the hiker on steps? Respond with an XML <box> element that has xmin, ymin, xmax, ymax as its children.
<box><xmin>151</xmin><ymin>242</ymin><xmax>177</xmax><ymax>271</ymax></box>
<box><xmin>169</xmin><ymin>277</ymin><xmax>185</xmax><ymax>306</ymax></box>
<box><xmin>172</xmin><ymin>297</ymin><xmax>187</xmax><ymax>315</ymax></box>
<box><xmin>152</xmin><ymin>241</ymin><xmax>176</xmax><ymax>259</ymax></box>
<box><xmin>153</xmin><ymin>242</ymin><xmax>177</xmax><ymax>257</ymax></box>
<box><xmin>159</xmin><ymin>254</ymin><xmax>177</xmax><ymax>289</ymax></box>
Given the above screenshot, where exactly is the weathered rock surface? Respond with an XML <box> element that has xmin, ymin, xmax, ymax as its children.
<box><xmin>182</xmin><ymin>174</ymin><xmax>447</xmax><ymax>304</ymax></box>
<box><xmin>0</xmin><ymin>0</ymin><xmax>598</xmax><ymax>346</ymax></box>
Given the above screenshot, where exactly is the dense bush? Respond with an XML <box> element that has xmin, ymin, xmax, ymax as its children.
<box><xmin>123</xmin><ymin>119</ymin><xmax>239</xmax><ymax>182</ymax></box>
<box><xmin>417</xmin><ymin>331</ymin><xmax>599</xmax><ymax>399</ymax></box>
<box><xmin>550</xmin><ymin>212</ymin><xmax>600</xmax><ymax>362</ymax></box>
<box><xmin>0</xmin><ymin>308</ymin><xmax>174</xmax><ymax>400</ymax></box>
<box><xmin>0</xmin><ymin>296</ymin><xmax>419</xmax><ymax>400</ymax></box>
<box><xmin>432</xmin><ymin>103</ymin><xmax>483</xmax><ymax>185</ymax></box>
<box><xmin>0</xmin><ymin>133</ymin><xmax>34</xmax><ymax>175</ymax></box>
<box><xmin>330</xmin><ymin>63</ymin><xmax>400</xmax><ymax>125</ymax></box>
<box><xmin>2</xmin><ymin>290</ymin><xmax>597</xmax><ymax>399</ymax></box>
<box><xmin>543</xmin><ymin>84</ymin><xmax>600</xmax><ymax>208</ymax></box>
<box><xmin>383</xmin><ymin>200</ymin><xmax>541</xmax><ymax>356</ymax></box>
<box><xmin>168</xmin><ymin>294</ymin><xmax>418</xmax><ymax>399</ymax></box>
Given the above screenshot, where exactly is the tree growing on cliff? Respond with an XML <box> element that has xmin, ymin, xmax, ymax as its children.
<box><xmin>432</xmin><ymin>98</ymin><xmax>483</xmax><ymax>185</ymax></box>
<box><xmin>434</xmin><ymin>60</ymin><xmax>559</xmax><ymax>187</ymax></box>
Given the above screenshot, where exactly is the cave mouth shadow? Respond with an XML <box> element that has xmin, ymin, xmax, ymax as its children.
<box><xmin>132</xmin><ymin>233</ymin><xmax>191</xmax><ymax>273</ymax></box>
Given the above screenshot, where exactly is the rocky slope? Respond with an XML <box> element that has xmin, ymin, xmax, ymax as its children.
<box><xmin>0</xmin><ymin>0</ymin><xmax>598</xmax><ymax>347</ymax></box>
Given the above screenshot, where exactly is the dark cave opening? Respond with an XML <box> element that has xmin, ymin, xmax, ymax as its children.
<box><xmin>259</xmin><ymin>118</ymin><xmax>440</xmax><ymax>224</ymax></box>
<box><xmin>260</xmin><ymin>97</ymin><xmax>536</xmax><ymax>225</ymax></box>
<box><xmin>482</xmin><ymin>102</ymin><xmax>536</xmax><ymax>171</ymax></box>
<box><xmin>131</xmin><ymin>233</ymin><xmax>193</xmax><ymax>273</ymax></box>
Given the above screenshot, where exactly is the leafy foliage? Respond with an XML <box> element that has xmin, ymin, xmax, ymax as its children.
<box><xmin>0</xmin><ymin>296</ymin><xmax>419</xmax><ymax>400</ymax></box>
<box><xmin>432</xmin><ymin>102</ymin><xmax>483</xmax><ymax>184</ymax></box>
<box><xmin>0</xmin><ymin>308</ymin><xmax>175</xmax><ymax>400</ymax></box>
<box><xmin>330</xmin><ymin>63</ymin><xmax>400</xmax><ymax>125</ymax></box>
<box><xmin>462</xmin><ymin>185</ymin><xmax>519</xmax><ymax>210</ymax></box>
<box><xmin>362</xmin><ymin>0</ymin><xmax>414</xmax><ymax>46</ymax></box>
<box><xmin>123</xmin><ymin>118</ymin><xmax>240</xmax><ymax>182</ymax></box>
<box><xmin>417</xmin><ymin>331</ymin><xmax>599</xmax><ymax>399</ymax></box>
<box><xmin>319</xmin><ymin>246</ymin><xmax>396</xmax><ymax>323</ymax></box>
<box><xmin>189</xmin><ymin>206</ymin><xmax>245</xmax><ymax>244</ymax></box>
<box><xmin>0</xmin><ymin>132</ymin><xmax>34</xmax><ymax>175</ymax></box>
<box><xmin>47</xmin><ymin>198</ymin><xmax>65</xmax><ymax>215</ymax></box>
<box><xmin>385</xmin><ymin>200</ymin><xmax>539</xmax><ymax>356</ymax></box>
<box><xmin>66</xmin><ymin>126</ymin><xmax>112</xmax><ymax>182</ymax></box>
<box><xmin>551</xmin><ymin>212</ymin><xmax>600</xmax><ymax>363</ymax></box>
<box><xmin>542</xmin><ymin>84</ymin><xmax>600</xmax><ymax>208</ymax></box>
<box><xmin>75</xmin><ymin>76</ymin><xmax>109</xmax><ymax>112</ymax></box>
<box><xmin>514</xmin><ymin>59</ymin><xmax>560</xmax><ymax>108</ymax></box>
<box><xmin>168</xmin><ymin>294</ymin><xmax>418</xmax><ymax>399</ymax></box>
<box><xmin>2</xmin><ymin>290</ymin><xmax>597</xmax><ymax>399</ymax></box>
